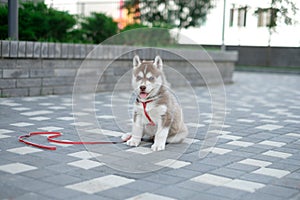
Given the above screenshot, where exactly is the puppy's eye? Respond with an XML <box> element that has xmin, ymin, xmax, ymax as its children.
<box><xmin>148</xmin><ymin>76</ymin><xmax>155</xmax><ymax>81</ymax></box>
<box><xmin>136</xmin><ymin>76</ymin><xmax>142</xmax><ymax>81</ymax></box>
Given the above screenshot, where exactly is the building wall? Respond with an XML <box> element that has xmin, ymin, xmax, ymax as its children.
<box><xmin>180</xmin><ymin>0</ymin><xmax>300</xmax><ymax>47</ymax></box>
<box><xmin>0</xmin><ymin>40</ymin><xmax>237</xmax><ymax>97</ymax></box>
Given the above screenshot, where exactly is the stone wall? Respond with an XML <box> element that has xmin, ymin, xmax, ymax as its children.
<box><xmin>0</xmin><ymin>40</ymin><xmax>238</xmax><ymax>97</ymax></box>
<box><xmin>202</xmin><ymin>45</ymin><xmax>300</xmax><ymax>68</ymax></box>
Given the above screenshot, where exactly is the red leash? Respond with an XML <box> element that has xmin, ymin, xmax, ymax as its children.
<box><xmin>18</xmin><ymin>131</ymin><xmax>130</xmax><ymax>150</ymax></box>
<box><xmin>19</xmin><ymin>98</ymin><xmax>155</xmax><ymax>150</ymax></box>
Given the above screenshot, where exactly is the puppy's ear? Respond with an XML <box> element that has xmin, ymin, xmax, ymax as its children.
<box><xmin>154</xmin><ymin>56</ymin><xmax>163</xmax><ymax>70</ymax></box>
<box><xmin>133</xmin><ymin>55</ymin><xmax>141</xmax><ymax>69</ymax></box>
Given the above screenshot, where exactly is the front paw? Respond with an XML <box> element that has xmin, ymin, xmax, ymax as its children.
<box><xmin>151</xmin><ymin>142</ymin><xmax>165</xmax><ymax>151</ymax></box>
<box><xmin>121</xmin><ymin>133</ymin><xmax>132</xmax><ymax>141</ymax></box>
<box><xmin>126</xmin><ymin>137</ymin><xmax>141</xmax><ymax>147</ymax></box>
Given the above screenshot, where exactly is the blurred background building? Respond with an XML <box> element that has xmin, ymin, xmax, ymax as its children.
<box><xmin>42</xmin><ymin>0</ymin><xmax>299</xmax><ymax>47</ymax></box>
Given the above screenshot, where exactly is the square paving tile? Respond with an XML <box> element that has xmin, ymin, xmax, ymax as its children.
<box><xmin>0</xmin><ymin>162</ymin><xmax>37</xmax><ymax>174</ymax></box>
<box><xmin>65</xmin><ymin>175</ymin><xmax>135</xmax><ymax>194</ymax></box>
<box><xmin>262</xmin><ymin>150</ymin><xmax>292</xmax><ymax>159</ymax></box>
<box><xmin>7</xmin><ymin>147</ymin><xmax>43</xmax><ymax>155</ymax></box>
<box><xmin>20</xmin><ymin>110</ymin><xmax>53</xmax><ymax>116</ymax></box>
<box><xmin>29</xmin><ymin>116</ymin><xmax>51</xmax><ymax>121</ymax></box>
<box><xmin>258</xmin><ymin>140</ymin><xmax>286</xmax><ymax>147</ymax></box>
<box><xmin>227</xmin><ymin>141</ymin><xmax>254</xmax><ymax>147</ymax></box>
<box><xmin>125</xmin><ymin>192</ymin><xmax>176</xmax><ymax>200</ymax></box>
<box><xmin>37</xmin><ymin>126</ymin><xmax>64</xmax><ymax>131</ymax></box>
<box><xmin>10</xmin><ymin>122</ymin><xmax>34</xmax><ymax>127</ymax></box>
<box><xmin>202</xmin><ymin>147</ymin><xmax>232</xmax><ymax>155</ymax></box>
<box><xmin>255</xmin><ymin>124</ymin><xmax>283</xmax><ymax>131</ymax></box>
<box><xmin>68</xmin><ymin>151</ymin><xmax>102</xmax><ymax>159</ymax></box>
<box><xmin>224</xmin><ymin>179</ymin><xmax>265</xmax><ymax>193</ymax></box>
<box><xmin>191</xmin><ymin>173</ymin><xmax>232</xmax><ymax>186</ymax></box>
<box><xmin>0</xmin><ymin>129</ymin><xmax>14</xmax><ymax>134</ymax></box>
<box><xmin>126</xmin><ymin>147</ymin><xmax>153</xmax><ymax>155</ymax></box>
<box><xmin>238</xmin><ymin>158</ymin><xmax>272</xmax><ymax>167</ymax></box>
<box><xmin>68</xmin><ymin>159</ymin><xmax>104</xmax><ymax>170</ymax></box>
<box><xmin>252</xmin><ymin>167</ymin><xmax>290</xmax><ymax>178</ymax></box>
<box><xmin>155</xmin><ymin>159</ymin><xmax>191</xmax><ymax>169</ymax></box>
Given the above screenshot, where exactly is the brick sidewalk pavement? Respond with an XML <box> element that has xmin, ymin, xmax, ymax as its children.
<box><xmin>0</xmin><ymin>72</ymin><xmax>299</xmax><ymax>200</ymax></box>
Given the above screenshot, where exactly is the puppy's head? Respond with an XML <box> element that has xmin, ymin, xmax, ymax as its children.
<box><xmin>132</xmin><ymin>55</ymin><xmax>165</xmax><ymax>100</ymax></box>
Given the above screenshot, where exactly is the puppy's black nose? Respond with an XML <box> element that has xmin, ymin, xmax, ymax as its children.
<box><xmin>140</xmin><ymin>86</ymin><xmax>146</xmax><ymax>91</ymax></box>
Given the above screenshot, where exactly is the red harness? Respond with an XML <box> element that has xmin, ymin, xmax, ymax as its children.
<box><xmin>137</xmin><ymin>98</ymin><xmax>156</xmax><ymax>126</ymax></box>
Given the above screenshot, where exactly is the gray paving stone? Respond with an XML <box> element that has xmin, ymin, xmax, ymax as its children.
<box><xmin>226</xmin><ymin>162</ymin><xmax>260</xmax><ymax>172</ymax></box>
<box><xmin>207</xmin><ymin>186</ymin><xmax>248</xmax><ymax>199</ymax></box>
<box><xmin>290</xmin><ymin>193</ymin><xmax>300</xmax><ymax>200</ymax></box>
<box><xmin>258</xmin><ymin>185</ymin><xmax>299</xmax><ymax>198</ymax></box>
<box><xmin>98</xmin><ymin>186</ymin><xmax>141</xmax><ymax>200</ymax></box>
<box><xmin>273</xmin><ymin>177</ymin><xmax>300</xmax><ymax>190</ymax></box>
<box><xmin>239</xmin><ymin>173</ymin><xmax>277</xmax><ymax>184</ymax></box>
<box><xmin>0</xmin><ymin>72</ymin><xmax>300</xmax><ymax>199</ymax></box>
<box><xmin>43</xmin><ymin>174</ymin><xmax>82</xmax><ymax>186</ymax></box>
<box><xmin>184</xmin><ymin>162</ymin><xmax>217</xmax><ymax>172</ymax></box>
<box><xmin>39</xmin><ymin>187</ymin><xmax>84</xmax><ymax>200</ymax></box>
<box><xmin>163</xmin><ymin>168</ymin><xmax>202</xmax><ymax>179</ymax></box>
<box><xmin>15</xmin><ymin>192</ymin><xmax>53</xmax><ymax>200</ymax></box>
<box><xmin>142</xmin><ymin>173</ymin><xmax>186</xmax><ymax>185</ymax></box>
<box><xmin>210</xmin><ymin>167</ymin><xmax>246</xmax><ymax>179</ymax></box>
<box><xmin>186</xmin><ymin>192</ymin><xmax>231</xmax><ymax>200</ymax></box>
<box><xmin>72</xmin><ymin>194</ymin><xmax>111</xmax><ymax>200</ymax></box>
<box><xmin>155</xmin><ymin>185</ymin><xmax>199</xmax><ymax>199</ymax></box>
<box><xmin>124</xmin><ymin>179</ymin><xmax>165</xmax><ymax>192</ymax></box>
<box><xmin>241</xmin><ymin>192</ymin><xmax>285</xmax><ymax>200</ymax></box>
<box><xmin>0</xmin><ymin>184</ymin><xmax>28</xmax><ymax>199</ymax></box>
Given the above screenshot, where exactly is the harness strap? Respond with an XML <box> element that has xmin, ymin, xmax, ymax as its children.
<box><xmin>141</xmin><ymin>101</ymin><xmax>156</xmax><ymax>126</ymax></box>
<box><xmin>136</xmin><ymin>98</ymin><xmax>156</xmax><ymax>126</ymax></box>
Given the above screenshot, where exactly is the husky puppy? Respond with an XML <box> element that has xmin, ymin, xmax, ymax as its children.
<box><xmin>122</xmin><ymin>55</ymin><xmax>188</xmax><ymax>151</ymax></box>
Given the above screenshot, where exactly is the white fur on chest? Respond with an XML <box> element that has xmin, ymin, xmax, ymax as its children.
<box><xmin>134</xmin><ymin>102</ymin><xmax>167</xmax><ymax>125</ymax></box>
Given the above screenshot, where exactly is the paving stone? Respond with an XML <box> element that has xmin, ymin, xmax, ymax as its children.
<box><xmin>99</xmin><ymin>186</ymin><xmax>141</xmax><ymax>200</ymax></box>
<box><xmin>40</xmin><ymin>187</ymin><xmax>84</xmax><ymax>200</ymax></box>
<box><xmin>143</xmin><ymin>173</ymin><xmax>186</xmax><ymax>185</ymax></box>
<box><xmin>15</xmin><ymin>192</ymin><xmax>53</xmax><ymax>200</ymax></box>
<box><xmin>210</xmin><ymin>167</ymin><xmax>246</xmax><ymax>179</ymax></box>
<box><xmin>1</xmin><ymin>72</ymin><xmax>300</xmax><ymax>199</ymax></box>
<box><xmin>154</xmin><ymin>185</ymin><xmax>199</xmax><ymax>199</ymax></box>
<box><xmin>186</xmin><ymin>192</ymin><xmax>231</xmax><ymax>200</ymax></box>
<box><xmin>258</xmin><ymin>185</ymin><xmax>299</xmax><ymax>198</ymax></box>
<box><xmin>207</xmin><ymin>186</ymin><xmax>248</xmax><ymax>199</ymax></box>
<box><xmin>241</xmin><ymin>192</ymin><xmax>285</xmax><ymax>200</ymax></box>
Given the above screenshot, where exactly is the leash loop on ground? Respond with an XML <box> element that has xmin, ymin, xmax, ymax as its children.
<box><xmin>18</xmin><ymin>131</ymin><xmax>129</xmax><ymax>151</ymax></box>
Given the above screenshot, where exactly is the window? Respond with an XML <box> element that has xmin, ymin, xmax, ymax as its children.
<box><xmin>237</xmin><ymin>7</ymin><xmax>247</xmax><ymax>27</ymax></box>
<box><xmin>229</xmin><ymin>5</ymin><xmax>248</xmax><ymax>27</ymax></box>
<box><xmin>256</xmin><ymin>8</ymin><xmax>278</xmax><ymax>27</ymax></box>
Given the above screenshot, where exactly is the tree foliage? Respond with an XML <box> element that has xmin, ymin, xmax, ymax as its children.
<box><xmin>19</xmin><ymin>2</ymin><xmax>76</xmax><ymax>42</ymax></box>
<box><xmin>79</xmin><ymin>12</ymin><xmax>118</xmax><ymax>44</ymax></box>
<box><xmin>0</xmin><ymin>4</ymin><xmax>8</xmax><ymax>39</ymax></box>
<box><xmin>0</xmin><ymin>2</ymin><xmax>118</xmax><ymax>44</ymax></box>
<box><xmin>124</xmin><ymin>0</ymin><xmax>214</xmax><ymax>29</ymax></box>
<box><xmin>110</xmin><ymin>23</ymin><xmax>177</xmax><ymax>46</ymax></box>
